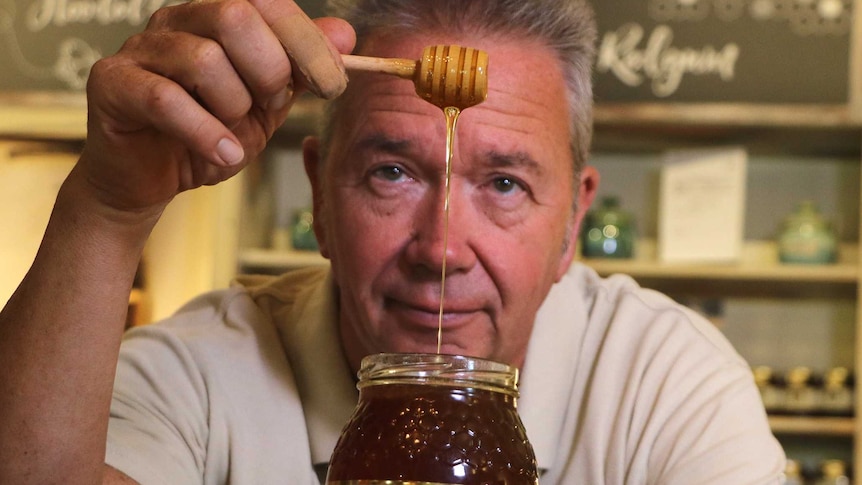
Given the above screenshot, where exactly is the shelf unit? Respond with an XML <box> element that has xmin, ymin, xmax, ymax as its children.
<box><xmin>588</xmin><ymin>97</ymin><xmax>862</xmax><ymax>472</ymax></box>
<box><xmin>769</xmin><ymin>416</ymin><xmax>856</xmax><ymax>438</ymax></box>
<box><xmin>585</xmin><ymin>240</ymin><xmax>858</xmax><ymax>283</ymax></box>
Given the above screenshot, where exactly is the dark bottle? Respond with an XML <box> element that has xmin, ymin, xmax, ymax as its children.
<box><xmin>326</xmin><ymin>353</ymin><xmax>539</xmax><ymax>484</ymax></box>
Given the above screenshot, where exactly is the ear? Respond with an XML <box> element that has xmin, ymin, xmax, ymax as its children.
<box><xmin>302</xmin><ymin>136</ymin><xmax>330</xmax><ymax>259</ymax></box>
<box><xmin>555</xmin><ymin>165</ymin><xmax>600</xmax><ymax>281</ymax></box>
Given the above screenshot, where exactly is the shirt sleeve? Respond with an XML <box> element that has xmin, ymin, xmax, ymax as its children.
<box><xmin>642</xmin><ymin>310</ymin><xmax>787</xmax><ymax>485</ymax></box>
<box><xmin>105</xmin><ymin>326</ymin><xmax>210</xmax><ymax>485</ymax></box>
<box><xmin>649</xmin><ymin>362</ymin><xmax>786</xmax><ymax>484</ymax></box>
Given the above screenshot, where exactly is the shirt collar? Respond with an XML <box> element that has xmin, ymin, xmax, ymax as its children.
<box><xmin>518</xmin><ymin>265</ymin><xmax>587</xmax><ymax>473</ymax></box>
<box><xmin>273</xmin><ymin>268</ymin><xmax>358</xmax><ymax>466</ymax></box>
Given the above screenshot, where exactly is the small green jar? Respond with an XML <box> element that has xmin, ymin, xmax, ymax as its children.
<box><xmin>777</xmin><ymin>200</ymin><xmax>837</xmax><ymax>265</ymax></box>
<box><xmin>581</xmin><ymin>196</ymin><xmax>635</xmax><ymax>259</ymax></box>
<box><xmin>291</xmin><ymin>207</ymin><xmax>319</xmax><ymax>251</ymax></box>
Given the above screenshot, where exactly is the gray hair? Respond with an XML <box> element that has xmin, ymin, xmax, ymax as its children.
<box><xmin>320</xmin><ymin>0</ymin><xmax>597</xmax><ymax>176</ymax></box>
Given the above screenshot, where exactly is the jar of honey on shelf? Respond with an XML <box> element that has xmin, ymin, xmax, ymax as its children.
<box><xmin>753</xmin><ymin>366</ymin><xmax>784</xmax><ymax>414</ymax></box>
<box><xmin>820</xmin><ymin>366</ymin><xmax>854</xmax><ymax>417</ymax></box>
<box><xmin>326</xmin><ymin>353</ymin><xmax>539</xmax><ymax>484</ymax></box>
<box><xmin>783</xmin><ymin>459</ymin><xmax>804</xmax><ymax>485</ymax></box>
<box><xmin>784</xmin><ymin>366</ymin><xmax>819</xmax><ymax>415</ymax></box>
<box><xmin>814</xmin><ymin>459</ymin><xmax>850</xmax><ymax>485</ymax></box>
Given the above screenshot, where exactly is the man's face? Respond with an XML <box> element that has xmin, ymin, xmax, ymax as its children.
<box><xmin>305</xmin><ymin>32</ymin><xmax>593</xmax><ymax>370</ymax></box>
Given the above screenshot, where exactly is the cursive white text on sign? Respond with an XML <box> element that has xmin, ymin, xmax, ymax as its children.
<box><xmin>25</xmin><ymin>0</ymin><xmax>178</xmax><ymax>32</ymax></box>
<box><xmin>597</xmin><ymin>23</ymin><xmax>740</xmax><ymax>97</ymax></box>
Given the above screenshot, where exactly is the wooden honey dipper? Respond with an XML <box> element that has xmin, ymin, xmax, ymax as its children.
<box><xmin>342</xmin><ymin>45</ymin><xmax>489</xmax><ymax>110</ymax></box>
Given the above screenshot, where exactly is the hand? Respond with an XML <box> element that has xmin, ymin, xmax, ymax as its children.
<box><xmin>79</xmin><ymin>0</ymin><xmax>356</xmax><ymax>216</ymax></box>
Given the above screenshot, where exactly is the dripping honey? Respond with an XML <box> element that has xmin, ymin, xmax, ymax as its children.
<box><xmin>437</xmin><ymin>106</ymin><xmax>460</xmax><ymax>353</ymax></box>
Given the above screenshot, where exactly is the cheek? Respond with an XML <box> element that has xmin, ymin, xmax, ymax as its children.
<box><xmin>491</xmin><ymin>210</ymin><xmax>572</xmax><ymax>293</ymax></box>
<box><xmin>326</xmin><ymin>189</ymin><xmax>409</xmax><ymax>272</ymax></box>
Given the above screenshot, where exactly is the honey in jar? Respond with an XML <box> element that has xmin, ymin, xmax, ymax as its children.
<box><xmin>326</xmin><ymin>353</ymin><xmax>539</xmax><ymax>484</ymax></box>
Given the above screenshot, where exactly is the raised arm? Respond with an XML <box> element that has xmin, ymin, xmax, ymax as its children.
<box><xmin>0</xmin><ymin>1</ymin><xmax>355</xmax><ymax>483</ymax></box>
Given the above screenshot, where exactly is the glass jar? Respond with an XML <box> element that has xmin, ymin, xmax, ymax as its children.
<box><xmin>753</xmin><ymin>366</ymin><xmax>785</xmax><ymax>415</ymax></box>
<box><xmin>581</xmin><ymin>196</ymin><xmax>635</xmax><ymax>259</ymax></box>
<box><xmin>784</xmin><ymin>366</ymin><xmax>818</xmax><ymax>415</ymax></box>
<box><xmin>326</xmin><ymin>353</ymin><xmax>539</xmax><ymax>485</ymax></box>
<box><xmin>814</xmin><ymin>459</ymin><xmax>850</xmax><ymax>485</ymax></box>
<box><xmin>777</xmin><ymin>200</ymin><xmax>837</xmax><ymax>264</ymax></box>
<box><xmin>820</xmin><ymin>367</ymin><xmax>853</xmax><ymax>417</ymax></box>
<box><xmin>783</xmin><ymin>459</ymin><xmax>804</xmax><ymax>485</ymax></box>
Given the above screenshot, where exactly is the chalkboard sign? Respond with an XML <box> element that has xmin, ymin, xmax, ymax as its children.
<box><xmin>1</xmin><ymin>0</ymin><xmax>853</xmax><ymax>104</ymax></box>
<box><xmin>592</xmin><ymin>0</ymin><xmax>853</xmax><ymax>104</ymax></box>
<box><xmin>0</xmin><ymin>0</ymin><xmax>326</xmax><ymax>93</ymax></box>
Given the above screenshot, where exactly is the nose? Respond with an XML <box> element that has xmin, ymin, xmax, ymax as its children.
<box><xmin>403</xmin><ymin>179</ymin><xmax>477</xmax><ymax>277</ymax></box>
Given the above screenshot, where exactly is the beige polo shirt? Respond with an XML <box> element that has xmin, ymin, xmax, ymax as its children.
<box><xmin>106</xmin><ymin>264</ymin><xmax>785</xmax><ymax>484</ymax></box>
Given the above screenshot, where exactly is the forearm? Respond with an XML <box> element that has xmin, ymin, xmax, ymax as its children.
<box><xmin>0</xmin><ymin>164</ymin><xmax>164</xmax><ymax>484</ymax></box>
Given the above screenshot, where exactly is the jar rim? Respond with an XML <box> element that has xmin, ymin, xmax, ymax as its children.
<box><xmin>357</xmin><ymin>353</ymin><xmax>520</xmax><ymax>397</ymax></box>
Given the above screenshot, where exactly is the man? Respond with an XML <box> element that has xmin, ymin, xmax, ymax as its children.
<box><xmin>0</xmin><ymin>0</ymin><xmax>785</xmax><ymax>483</ymax></box>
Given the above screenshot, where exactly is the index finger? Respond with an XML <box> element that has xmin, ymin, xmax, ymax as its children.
<box><xmin>251</xmin><ymin>0</ymin><xmax>350</xmax><ymax>99</ymax></box>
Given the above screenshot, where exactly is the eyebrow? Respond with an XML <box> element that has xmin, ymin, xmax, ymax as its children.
<box><xmin>354</xmin><ymin>134</ymin><xmax>414</xmax><ymax>155</ymax></box>
<box><xmin>486</xmin><ymin>151</ymin><xmax>544</xmax><ymax>176</ymax></box>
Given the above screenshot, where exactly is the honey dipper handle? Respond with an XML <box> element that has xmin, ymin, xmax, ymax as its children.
<box><xmin>341</xmin><ymin>54</ymin><xmax>418</xmax><ymax>80</ymax></box>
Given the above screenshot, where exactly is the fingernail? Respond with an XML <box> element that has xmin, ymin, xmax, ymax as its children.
<box><xmin>216</xmin><ymin>138</ymin><xmax>244</xmax><ymax>166</ymax></box>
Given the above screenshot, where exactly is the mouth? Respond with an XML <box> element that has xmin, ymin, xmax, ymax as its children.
<box><xmin>383</xmin><ymin>297</ymin><xmax>483</xmax><ymax>331</ymax></box>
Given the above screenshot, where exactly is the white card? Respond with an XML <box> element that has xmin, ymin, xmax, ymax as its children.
<box><xmin>658</xmin><ymin>147</ymin><xmax>747</xmax><ymax>263</ymax></box>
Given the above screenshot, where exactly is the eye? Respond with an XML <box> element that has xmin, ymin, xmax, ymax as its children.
<box><xmin>492</xmin><ymin>176</ymin><xmax>523</xmax><ymax>194</ymax></box>
<box><xmin>372</xmin><ymin>165</ymin><xmax>408</xmax><ymax>182</ymax></box>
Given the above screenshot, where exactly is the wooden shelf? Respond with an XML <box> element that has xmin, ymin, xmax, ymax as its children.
<box><xmin>128</xmin><ymin>288</ymin><xmax>144</xmax><ymax>305</ymax></box>
<box><xmin>594</xmin><ymin>103</ymin><xmax>862</xmax><ymax>129</ymax></box>
<box><xmin>127</xmin><ymin>288</ymin><xmax>150</xmax><ymax>328</ymax></box>
<box><xmin>0</xmin><ymin>92</ymin><xmax>87</xmax><ymax>140</ymax></box>
<box><xmin>12</xmin><ymin>91</ymin><xmax>857</xmax><ymax>142</ymax></box>
<box><xmin>281</xmin><ymin>98</ymin><xmax>862</xmax><ymax>127</ymax></box>
<box><xmin>582</xmin><ymin>240</ymin><xmax>858</xmax><ymax>299</ymax></box>
<box><xmin>583</xmin><ymin>240</ymin><xmax>858</xmax><ymax>283</ymax></box>
<box><xmin>769</xmin><ymin>415</ymin><xmax>856</xmax><ymax>437</ymax></box>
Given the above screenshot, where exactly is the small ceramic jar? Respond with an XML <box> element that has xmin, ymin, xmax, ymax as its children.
<box><xmin>777</xmin><ymin>200</ymin><xmax>837</xmax><ymax>264</ymax></box>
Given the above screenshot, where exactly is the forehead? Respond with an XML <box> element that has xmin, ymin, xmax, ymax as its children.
<box><xmin>331</xmin><ymin>31</ymin><xmax>573</xmax><ymax>169</ymax></box>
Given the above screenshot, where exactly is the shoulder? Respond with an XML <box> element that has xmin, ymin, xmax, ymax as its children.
<box><xmin>529</xmin><ymin>263</ymin><xmax>750</xmax><ymax>403</ymax></box>
<box><xmin>563</xmin><ymin>262</ymin><xmax>744</xmax><ymax>365</ymax></box>
<box><xmin>527</xmin><ymin>264</ymin><xmax>785</xmax><ymax>483</ymax></box>
<box><xmin>122</xmin><ymin>266</ymin><xmax>330</xmax><ymax>352</ymax></box>
<box><xmin>236</xmin><ymin>266</ymin><xmax>329</xmax><ymax>307</ymax></box>
<box><xmin>108</xmin><ymin>269</ymin><xmax>325</xmax><ymax>483</ymax></box>
<box><xmin>113</xmin><ymin>269</ymin><xmax>334</xmax><ymax>407</ymax></box>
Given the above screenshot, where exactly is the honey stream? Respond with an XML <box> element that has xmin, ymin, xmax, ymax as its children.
<box><xmin>437</xmin><ymin>106</ymin><xmax>460</xmax><ymax>354</ymax></box>
<box><xmin>416</xmin><ymin>45</ymin><xmax>487</xmax><ymax>354</ymax></box>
